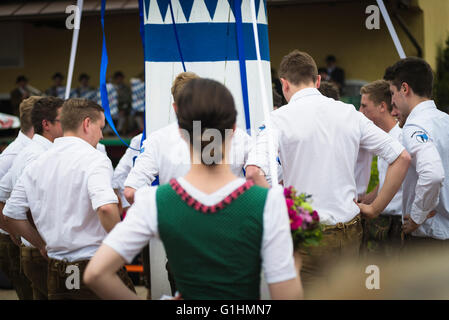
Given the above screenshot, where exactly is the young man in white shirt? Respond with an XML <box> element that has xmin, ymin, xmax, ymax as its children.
<box><xmin>245</xmin><ymin>50</ymin><xmax>411</xmax><ymax>291</ymax></box>
<box><xmin>0</xmin><ymin>96</ymin><xmax>38</xmax><ymax>300</ymax></box>
<box><xmin>384</xmin><ymin>57</ymin><xmax>449</xmax><ymax>248</ymax></box>
<box><xmin>358</xmin><ymin>80</ymin><xmax>404</xmax><ymax>256</ymax></box>
<box><xmin>3</xmin><ymin>98</ymin><xmax>135</xmax><ymax>299</ymax></box>
<box><xmin>0</xmin><ymin>96</ymin><xmax>63</xmax><ymax>300</ymax></box>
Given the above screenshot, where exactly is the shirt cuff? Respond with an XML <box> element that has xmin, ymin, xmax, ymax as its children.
<box><xmin>91</xmin><ymin>191</ymin><xmax>119</xmax><ymax>211</ymax></box>
<box><xmin>3</xmin><ymin>204</ymin><xmax>28</xmax><ymax>221</ymax></box>
<box><xmin>381</xmin><ymin>140</ymin><xmax>405</xmax><ymax>165</ymax></box>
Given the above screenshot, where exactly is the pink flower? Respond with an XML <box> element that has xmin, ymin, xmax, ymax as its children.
<box><xmin>304</xmin><ymin>214</ymin><xmax>313</xmax><ymax>224</ymax></box>
<box><xmin>286</xmin><ymin>198</ymin><xmax>294</xmax><ymax>209</ymax></box>
<box><xmin>291</xmin><ymin>215</ymin><xmax>303</xmax><ymax>230</ymax></box>
<box><xmin>284</xmin><ymin>186</ymin><xmax>294</xmax><ymax>198</ymax></box>
<box><xmin>312</xmin><ymin>210</ymin><xmax>320</xmax><ymax>222</ymax></box>
<box><xmin>288</xmin><ymin>207</ymin><xmax>297</xmax><ymax>218</ymax></box>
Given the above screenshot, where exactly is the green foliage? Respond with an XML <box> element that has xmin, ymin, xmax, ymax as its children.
<box><xmin>366</xmin><ymin>156</ymin><xmax>379</xmax><ymax>194</ymax></box>
<box><xmin>434</xmin><ymin>36</ymin><xmax>449</xmax><ymax>114</ymax></box>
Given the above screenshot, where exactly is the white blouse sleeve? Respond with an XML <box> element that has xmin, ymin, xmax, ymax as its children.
<box><xmin>261</xmin><ymin>185</ymin><xmax>297</xmax><ymax>284</ymax></box>
<box><xmin>103</xmin><ymin>185</ymin><xmax>159</xmax><ymax>263</ymax></box>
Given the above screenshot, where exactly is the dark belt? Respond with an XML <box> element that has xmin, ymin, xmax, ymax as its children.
<box><xmin>49</xmin><ymin>258</ymin><xmax>90</xmax><ymax>278</ymax></box>
<box><xmin>322</xmin><ymin>214</ymin><xmax>361</xmax><ymax>232</ymax></box>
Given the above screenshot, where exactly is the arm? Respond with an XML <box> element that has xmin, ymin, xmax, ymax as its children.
<box><xmin>358</xmin><ymin>150</ymin><xmax>410</xmax><ymax>218</ymax></box>
<box><xmin>269</xmin><ymin>277</ymin><xmax>303</xmax><ymax>300</ymax></box>
<box><xmin>245</xmin><ymin>122</ymin><xmax>279</xmax><ymax>187</ymax></box>
<box><xmin>85</xmin><ymin>186</ymin><xmax>157</xmax><ymax>299</ymax></box>
<box><xmin>357</xmin><ymin>114</ymin><xmax>410</xmax><ymax>218</ymax></box>
<box><xmin>402</xmin><ymin>127</ymin><xmax>444</xmax><ymax>233</ymax></box>
<box><xmin>4</xmin><ymin>217</ymin><xmax>46</xmax><ymax>257</ymax></box>
<box><xmin>263</xmin><ymin>186</ymin><xmax>303</xmax><ymax>300</ymax></box>
<box><xmin>360</xmin><ymin>184</ymin><xmax>379</xmax><ymax>204</ymax></box>
<box><xmin>124</xmin><ymin>138</ymin><xmax>159</xmax><ymax>204</ymax></box>
<box><xmin>84</xmin><ymin>244</ymin><xmax>140</xmax><ymax>300</ymax></box>
<box><xmin>97</xmin><ymin>203</ymin><xmax>121</xmax><ymax>233</ymax></box>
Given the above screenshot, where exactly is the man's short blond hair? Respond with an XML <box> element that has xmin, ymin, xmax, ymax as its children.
<box><xmin>171</xmin><ymin>72</ymin><xmax>200</xmax><ymax>104</ymax></box>
<box><xmin>60</xmin><ymin>98</ymin><xmax>104</xmax><ymax>132</ymax></box>
<box><xmin>360</xmin><ymin>80</ymin><xmax>393</xmax><ymax>112</ymax></box>
<box><xmin>19</xmin><ymin>96</ymin><xmax>41</xmax><ymax>133</ymax></box>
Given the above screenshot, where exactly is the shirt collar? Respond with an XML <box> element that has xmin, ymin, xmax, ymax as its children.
<box><xmin>405</xmin><ymin>100</ymin><xmax>436</xmax><ymax>124</ymax></box>
<box><xmin>54</xmin><ymin>136</ymin><xmax>95</xmax><ymax>149</ymax></box>
<box><xmin>290</xmin><ymin>88</ymin><xmax>322</xmax><ymax>103</ymax></box>
<box><xmin>17</xmin><ymin>130</ymin><xmax>32</xmax><ymax>142</ymax></box>
<box><xmin>32</xmin><ymin>134</ymin><xmax>53</xmax><ymax>149</ymax></box>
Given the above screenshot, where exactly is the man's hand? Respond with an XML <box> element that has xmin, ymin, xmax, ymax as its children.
<box><xmin>354</xmin><ymin>200</ymin><xmax>378</xmax><ymax>219</ymax></box>
<box><xmin>39</xmin><ymin>246</ymin><xmax>49</xmax><ymax>261</ymax></box>
<box><xmin>245</xmin><ymin>165</ymin><xmax>270</xmax><ymax>188</ymax></box>
<box><xmin>402</xmin><ymin>215</ymin><xmax>420</xmax><ymax>234</ymax></box>
<box><xmin>402</xmin><ymin>211</ymin><xmax>436</xmax><ymax>234</ymax></box>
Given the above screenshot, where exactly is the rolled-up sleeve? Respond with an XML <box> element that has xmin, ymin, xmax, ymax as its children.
<box><xmin>245</xmin><ymin>121</ymin><xmax>280</xmax><ymax>179</ymax></box>
<box><xmin>3</xmin><ymin>174</ymin><xmax>30</xmax><ymax>221</ymax></box>
<box><xmin>87</xmin><ymin>157</ymin><xmax>118</xmax><ymax>211</ymax></box>
<box><xmin>0</xmin><ymin>171</ymin><xmax>13</xmax><ymax>203</ymax></box>
<box><xmin>124</xmin><ymin>138</ymin><xmax>159</xmax><ymax>190</ymax></box>
<box><xmin>359</xmin><ymin>113</ymin><xmax>404</xmax><ymax>164</ymax></box>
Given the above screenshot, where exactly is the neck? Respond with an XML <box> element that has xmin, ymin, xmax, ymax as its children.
<box><xmin>41</xmin><ymin>132</ymin><xmax>54</xmax><ymax>143</ymax></box>
<box><xmin>408</xmin><ymin>96</ymin><xmax>430</xmax><ymax>114</ymax></box>
<box><xmin>288</xmin><ymin>83</ymin><xmax>315</xmax><ymax>102</ymax></box>
<box><xmin>184</xmin><ymin>158</ymin><xmax>236</xmax><ymax>194</ymax></box>
<box><xmin>21</xmin><ymin>129</ymin><xmax>34</xmax><ymax>139</ymax></box>
<box><xmin>379</xmin><ymin>115</ymin><xmax>397</xmax><ymax>133</ymax></box>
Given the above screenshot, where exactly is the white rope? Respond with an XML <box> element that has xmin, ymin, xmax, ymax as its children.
<box><xmin>65</xmin><ymin>0</ymin><xmax>84</xmax><ymax>99</ymax></box>
<box><xmin>376</xmin><ymin>0</ymin><xmax>406</xmax><ymax>59</ymax></box>
<box><xmin>249</xmin><ymin>0</ymin><xmax>279</xmax><ymax>186</ymax></box>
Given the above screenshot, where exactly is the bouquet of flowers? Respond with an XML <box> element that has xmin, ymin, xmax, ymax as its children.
<box><xmin>284</xmin><ymin>186</ymin><xmax>323</xmax><ymax>248</ymax></box>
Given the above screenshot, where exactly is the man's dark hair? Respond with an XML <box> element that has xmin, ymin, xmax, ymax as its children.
<box><xmin>319</xmin><ymin>81</ymin><xmax>340</xmax><ymax>100</ymax></box>
<box><xmin>113</xmin><ymin>71</ymin><xmax>124</xmax><ymax>79</ymax></box>
<box><xmin>16</xmin><ymin>75</ymin><xmax>28</xmax><ymax>84</ymax></box>
<box><xmin>272</xmin><ymin>89</ymin><xmax>283</xmax><ymax>108</ymax></box>
<box><xmin>383</xmin><ymin>57</ymin><xmax>434</xmax><ymax>98</ymax></box>
<box><xmin>79</xmin><ymin>73</ymin><xmax>90</xmax><ymax>82</ymax></box>
<box><xmin>52</xmin><ymin>72</ymin><xmax>64</xmax><ymax>80</ymax></box>
<box><xmin>326</xmin><ymin>55</ymin><xmax>336</xmax><ymax>63</ymax></box>
<box><xmin>31</xmin><ymin>97</ymin><xmax>64</xmax><ymax>135</ymax></box>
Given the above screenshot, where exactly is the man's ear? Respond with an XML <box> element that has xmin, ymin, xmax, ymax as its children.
<box><xmin>315</xmin><ymin>75</ymin><xmax>321</xmax><ymax>89</ymax></box>
<box><xmin>83</xmin><ymin>117</ymin><xmax>91</xmax><ymax>133</ymax></box>
<box><xmin>402</xmin><ymin>82</ymin><xmax>411</xmax><ymax>96</ymax></box>
<box><xmin>280</xmin><ymin>78</ymin><xmax>288</xmax><ymax>92</ymax></box>
<box><xmin>379</xmin><ymin>101</ymin><xmax>387</xmax><ymax>113</ymax></box>
<box><xmin>41</xmin><ymin>119</ymin><xmax>50</xmax><ymax>133</ymax></box>
<box><xmin>172</xmin><ymin>103</ymin><xmax>178</xmax><ymax>114</ymax></box>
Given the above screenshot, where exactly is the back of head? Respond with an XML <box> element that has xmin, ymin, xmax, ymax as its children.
<box><xmin>171</xmin><ymin>72</ymin><xmax>200</xmax><ymax>105</ymax></box>
<box><xmin>318</xmin><ymin>81</ymin><xmax>340</xmax><ymax>100</ymax></box>
<box><xmin>384</xmin><ymin>57</ymin><xmax>434</xmax><ymax>98</ymax></box>
<box><xmin>31</xmin><ymin>97</ymin><xmax>64</xmax><ymax>135</ymax></box>
<box><xmin>360</xmin><ymin>80</ymin><xmax>392</xmax><ymax>111</ymax></box>
<box><xmin>176</xmin><ymin>78</ymin><xmax>237</xmax><ymax>166</ymax></box>
<box><xmin>19</xmin><ymin>96</ymin><xmax>41</xmax><ymax>133</ymax></box>
<box><xmin>60</xmin><ymin>98</ymin><xmax>104</xmax><ymax>133</ymax></box>
<box><xmin>279</xmin><ymin>50</ymin><xmax>318</xmax><ymax>86</ymax></box>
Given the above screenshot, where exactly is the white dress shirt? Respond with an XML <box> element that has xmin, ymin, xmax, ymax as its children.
<box><xmin>246</xmin><ymin>88</ymin><xmax>405</xmax><ymax>225</ymax></box>
<box><xmin>401</xmin><ymin>101</ymin><xmax>448</xmax><ymax>239</ymax></box>
<box><xmin>124</xmin><ymin>122</ymin><xmax>252</xmax><ymax>189</ymax></box>
<box><xmin>0</xmin><ymin>131</ymin><xmax>32</xmax><ymax>234</ymax></box>
<box><xmin>378</xmin><ymin>123</ymin><xmax>403</xmax><ymax>216</ymax></box>
<box><xmin>104</xmin><ymin>178</ymin><xmax>297</xmax><ymax>284</ymax></box>
<box><xmin>3</xmin><ymin>136</ymin><xmax>118</xmax><ymax>261</ymax></box>
<box><xmin>0</xmin><ymin>134</ymin><xmax>53</xmax><ymax>203</ymax></box>
<box><xmin>112</xmin><ymin>133</ymin><xmax>143</xmax><ymax>208</ymax></box>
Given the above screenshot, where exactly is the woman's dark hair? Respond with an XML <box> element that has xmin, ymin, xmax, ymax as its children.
<box><xmin>176</xmin><ymin>78</ymin><xmax>237</xmax><ymax>166</ymax></box>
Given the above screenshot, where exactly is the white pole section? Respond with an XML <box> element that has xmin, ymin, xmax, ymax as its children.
<box><xmin>249</xmin><ymin>0</ymin><xmax>279</xmax><ymax>186</ymax></box>
<box><xmin>65</xmin><ymin>0</ymin><xmax>84</xmax><ymax>99</ymax></box>
<box><xmin>376</xmin><ymin>0</ymin><xmax>407</xmax><ymax>59</ymax></box>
